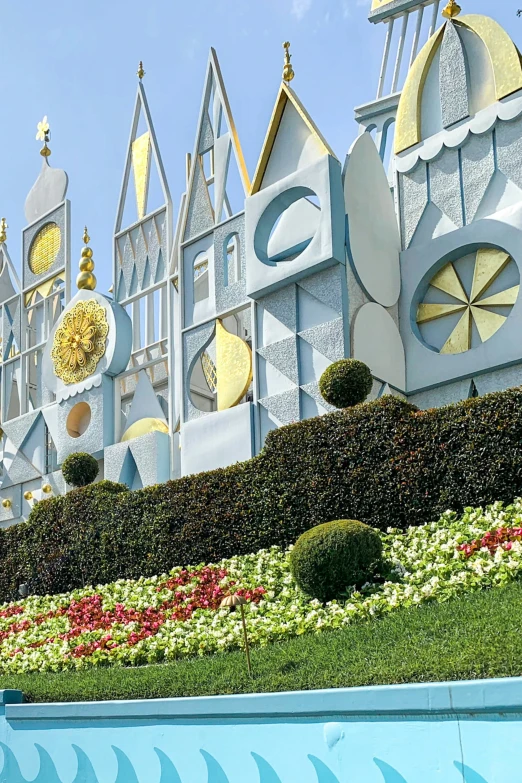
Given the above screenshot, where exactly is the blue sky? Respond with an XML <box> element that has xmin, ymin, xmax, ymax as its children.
<box><xmin>0</xmin><ymin>0</ymin><xmax>520</xmax><ymax>293</ymax></box>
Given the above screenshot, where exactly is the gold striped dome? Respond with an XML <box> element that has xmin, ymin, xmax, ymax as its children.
<box><xmin>29</xmin><ymin>222</ymin><xmax>61</xmax><ymax>275</ymax></box>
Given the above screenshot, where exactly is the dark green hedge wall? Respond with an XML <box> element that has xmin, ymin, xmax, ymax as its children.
<box><xmin>1</xmin><ymin>389</ymin><xmax>522</xmax><ymax>601</ymax></box>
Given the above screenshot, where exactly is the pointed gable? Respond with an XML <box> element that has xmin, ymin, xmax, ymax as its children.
<box><xmin>250</xmin><ymin>83</ymin><xmax>337</xmax><ymax>195</ymax></box>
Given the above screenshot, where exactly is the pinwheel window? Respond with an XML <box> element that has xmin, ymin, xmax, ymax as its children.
<box><xmin>416</xmin><ymin>248</ymin><xmax>519</xmax><ymax>354</ymax></box>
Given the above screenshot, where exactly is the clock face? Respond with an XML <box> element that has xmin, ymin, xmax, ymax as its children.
<box><xmin>416</xmin><ymin>248</ymin><xmax>519</xmax><ymax>355</ymax></box>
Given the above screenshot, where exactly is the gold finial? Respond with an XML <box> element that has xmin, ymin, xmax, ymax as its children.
<box><xmin>77</xmin><ymin>226</ymin><xmax>97</xmax><ymax>291</ymax></box>
<box><xmin>442</xmin><ymin>0</ymin><xmax>461</xmax><ymax>18</ymax></box>
<box><xmin>282</xmin><ymin>42</ymin><xmax>295</xmax><ymax>84</ymax></box>
<box><xmin>36</xmin><ymin>116</ymin><xmax>51</xmax><ymax>158</ymax></box>
<box><xmin>137</xmin><ymin>61</ymin><xmax>145</xmax><ymax>80</ymax></box>
<box><xmin>0</xmin><ymin>218</ymin><xmax>8</xmax><ymax>244</ymax></box>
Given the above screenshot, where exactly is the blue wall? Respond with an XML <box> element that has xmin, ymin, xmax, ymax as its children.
<box><xmin>0</xmin><ymin>677</ymin><xmax>520</xmax><ymax>782</ymax></box>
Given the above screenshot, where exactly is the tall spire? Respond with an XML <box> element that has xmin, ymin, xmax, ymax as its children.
<box><xmin>137</xmin><ymin>60</ymin><xmax>145</xmax><ymax>80</ymax></box>
<box><xmin>77</xmin><ymin>227</ymin><xmax>96</xmax><ymax>291</ymax></box>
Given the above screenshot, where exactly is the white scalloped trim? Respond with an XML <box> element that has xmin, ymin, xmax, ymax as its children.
<box><xmin>57</xmin><ymin>373</ymin><xmax>103</xmax><ymax>403</ymax></box>
<box><xmin>396</xmin><ymin>92</ymin><xmax>522</xmax><ymax>174</ymax></box>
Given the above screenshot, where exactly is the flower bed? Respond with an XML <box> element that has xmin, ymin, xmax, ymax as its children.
<box><xmin>2</xmin><ymin>500</ymin><xmax>522</xmax><ymax>674</ymax></box>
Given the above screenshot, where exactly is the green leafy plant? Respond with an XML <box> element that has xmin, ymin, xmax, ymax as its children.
<box><xmin>62</xmin><ymin>453</ymin><xmax>99</xmax><ymax>488</ymax></box>
<box><xmin>319</xmin><ymin>359</ymin><xmax>373</xmax><ymax>408</ymax></box>
<box><xmin>289</xmin><ymin>520</ymin><xmax>382</xmax><ymax>601</ymax></box>
<box><xmin>0</xmin><ymin>388</ymin><xmax>521</xmax><ymax>603</ymax></box>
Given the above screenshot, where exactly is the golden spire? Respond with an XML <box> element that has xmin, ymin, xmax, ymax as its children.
<box><xmin>282</xmin><ymin>42</ymin><xmax>294</xmax><ymax>84</ymax></box>
<box><xmin>137</xmin><ymin>60</ymin><xmax>145</xmax><ymax>80</ymax></box>
<box><xmin>36</xmin><ymin>116</ymin><xmax>51</xmax><ymax>158</ymax></box>
<box><xmin>77</xmin><ymin>226</ymin><xmax>97</xmax><ymax>291</ymax></box>
<box><xmin>0</xmin><ymin>218</ymin><xmax>8</xmax><ymax>244</ymax></box>
<box><xmin>442</xmin><ymin>0</ymin><xmax>461</xmax><ymax>18</ymax></box>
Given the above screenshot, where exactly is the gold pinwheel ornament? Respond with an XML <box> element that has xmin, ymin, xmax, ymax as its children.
<box><xmin>36</xmin><ymin>116</ymin><xmax>51</xmax><ymax>157</ymax></box>
<box><xmin>51</xmin><ymin>299</ymin><xmax>109</xmax><ymax>384</ymax></box>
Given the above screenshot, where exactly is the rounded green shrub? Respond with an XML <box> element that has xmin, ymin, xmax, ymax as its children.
<box><xmin>62</xmin><ymin>452</ymin><xmax>99</xmax><ymax>488</ymax></box>
<box><xmin>289</xmin><ymin>520</ymin><xmax>383</xmax><ymax>602</ymax></box>
<box><xmin>319</xmin><ymin>359</ymin><xmax>373</xmax><ymax>408</ymax></box>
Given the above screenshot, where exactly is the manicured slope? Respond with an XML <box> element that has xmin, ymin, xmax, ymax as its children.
<box><xmin>3</xmin><ymin>581</ymin><xmax>521</xmax><ymax>703</ymax></box>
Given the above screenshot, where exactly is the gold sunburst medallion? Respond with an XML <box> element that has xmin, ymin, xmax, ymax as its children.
<box><xmin>51</xmin><ymin>299</ymin><xmax>109</xmax><ymax>384</ymax></box>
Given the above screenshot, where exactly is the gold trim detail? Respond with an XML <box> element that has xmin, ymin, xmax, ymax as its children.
<box><xmin>0</xmin><ymin>218</ymin><xmax>7</xmax><ymax>244</ymax></box>
<box><xmin>216</xmin><ymin>319</ymin><xmax>252</xmax><ymax>411</ymax></box>
<box><xmin>25</xmin><ymin>274</ymin><xmax>64</xmax><ymax>307</ymax></box>
<box><xmin>77</xmin><ymin>226</ymin><xmax>97</xmax><ymax>292</ymax></box>
<box><xmin>250</xmin><ymin>82</ymin><xmax>337</xmax><ymax>195</ymax></box>
<box><xmin>202</xmin><ymin>351</ymin><xmax>217</xmax><ymax>393</ymax></box>
<box><xmin>416</xmin><ymin>303</ymin><xmax>467</xmax><ymax>323</ymax></box>
<box><xmin>132</xmin><ymin>131</ymin><xmax>152</xmax><ymax>220</ymax></box>
<box><xmin>51</xmin><ymin>299</ymin><xmax>109</xmax><ymax>384</ymax></box>
<box><xmin>36</xmin><ymin>116</ymin><xmax>51</xmax><ymax>157</ymax></box>
<box><xmin>283</xmin><ymin>41</ymin><xmax>295</xmax><ymax>84</ymax></box>
<box><xmin>137</xmin><ymin>60</ymin><xmax>145</xmax><ymax>80</ymax></box>
<box><xmin>29</xmin><ymin>222</ymin><xmax>61</xmax><ymax>275</ymax></box>
<box><xmin>442</xmin><ymin>0</ymin><xmax>461</xmax><ymax>19</ymax></box>
<box><xmin>371</xmin><ymin>0</ymin><xmax>395</xmax><ymax>9</ymax></box>
<box><xmin>395</xmin><ymin>26</ymin><xmax>445</xmax><ymax>154</ymax></box>
<box><xmin>396</xmin><ymin>14</ymin><xmax>522</xmax><ymax>154</ymax></box>
<box><xmin>417</xmin><ymin>249</ymin><xmax>518</xmax><ymax>354</ymax></box>
<box><xmin>121</xmin><ymin>417</ymin><xmax>169</xmax><ymax>442</ymax></box>
<box><xmin>456</xmin><ymin>15</ymin><xmax>522</xmax><ymax>102</ymax></box>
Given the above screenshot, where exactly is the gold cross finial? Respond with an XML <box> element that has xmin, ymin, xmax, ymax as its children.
<box><xmin>442</xmin><ymin>0</ymin><xmax>461</xmax><ymax>18</ymax></box>
<box><xmin>77</xmin><ymin>226</ymin><xmax>96</xmax><ymax>291</ymax></box>
<box><xmin>36</xmin><ymin>116</ymin><xmax>51</xmax><ymax>158</ymax></box>
<box><xmin>0</xmin><ymin>218</ymin><xmax>8</xmax><ymax>244</ymax></box>
<box><xmin>137</xmin><ymin>61</ymin><xmax>145</xmax><ymax>80</ymax></box>
<box><xmin>282</xmin><ymin>42</ymin><xmax>294</xmax><ymax>84</ymax></box>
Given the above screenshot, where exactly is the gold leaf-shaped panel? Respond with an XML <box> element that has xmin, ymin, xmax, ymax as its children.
<box><xmin>216</xmin><ymin>319</ymin><xmax>252</xmax><ymax>411</ymax></box>
<box><xmin>132</xmin><ymin>131</ymin><xmax>151</xmax><ymax>220</ymax></box>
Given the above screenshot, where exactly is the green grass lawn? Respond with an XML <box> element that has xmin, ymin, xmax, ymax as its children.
<box><xmin>2</xmin><ymin>582</ymin><xmax>521</xmax><ymax>703</ymax></box>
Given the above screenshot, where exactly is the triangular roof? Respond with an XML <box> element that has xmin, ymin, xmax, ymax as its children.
<box><xmin>181</xmin><ymin>48</ymin><xmax>250</xmax><ymax>243</ymax></box>
<box><xmin>114</xmin><ymin>80</ymin><xmax>171</xmax><ymax>235</ymax></box>
<box><xmin>250</xmin><ymin>82</ymin><xmax>337</xmax><ymax>195</ymax></box>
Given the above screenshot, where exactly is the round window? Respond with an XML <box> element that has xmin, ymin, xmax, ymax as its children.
<box><xmin>66</xmin><ymin>402</ymin><xmax>91</xmax><ymax>438</ymax></box>
<box><xmin>29</xmin><ymin>222</ymin><xmax>61</xmax><ymax>275</ymax></box>
<box><xmin>416</xmin><ymin>247</ymin><xmax>519</xmax><ymax>354</ymax></box>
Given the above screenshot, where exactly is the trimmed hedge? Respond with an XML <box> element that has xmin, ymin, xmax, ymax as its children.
<box><xmin>289</xmin><ymin>520</ymin><xmax>383</xmax><ymax>601</ymax></box>
<box><xmin>62</xmin><ymin>452</ymin><xmax>99</xmax><ymax>487</ymax></box>
<box><xmin>319</xmin><ymin>359</ymin><xmax>373</xmax><ymax>408</ymax></box>
<box><xmin>1</xmin><ymin>389</ymin><xmax>522</xmax><ymax>601</ymax></box>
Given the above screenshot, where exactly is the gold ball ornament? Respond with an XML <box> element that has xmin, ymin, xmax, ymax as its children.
<box><xmin>23</xmin><ymin>491</ymin><xmax>33</xmax><ymax>501</ymax></box>
<box><xmin>2</xmin><ymin>498</ymin><xmax>11</xmax><ymax>509</ymax></box>
<box><xmin>42</xmin><ymin>484</ymin><xmax>52</xmax><ymax>494</ymax></box>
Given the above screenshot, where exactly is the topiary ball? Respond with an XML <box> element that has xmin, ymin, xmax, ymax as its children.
<box><xmin>319</xmin><ymin>359</ymin><xmax>373</xmax><ymax>408</ymax></box>
<box><xmin>289</xmin><ymin>520</ymin><xmax>383</xmax><ymax>602</ymax></box>
<box><xmin>62</xmin><ymin>452</ymin><xmax>99</xmax><ymax>488</ymax></box>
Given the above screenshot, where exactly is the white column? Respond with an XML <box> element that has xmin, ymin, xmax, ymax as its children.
<box><xmin>409</xmin><ymin>5</ymin><xmax>425</xmax><ymax>67</ymax></box>
<box><xmin>428</xmin><ymin>0</ymin><xmax>441</xmax><ymax>37</ymax></box>
<box><xmin>377</xmin><ymin>18</ymin><xmax>395</xmax><ymax>99</ymax></box>
<box><xmin>391</xmin><ymin>13</ymin><xmax>409</xmax><ymax>94</ymax></box>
